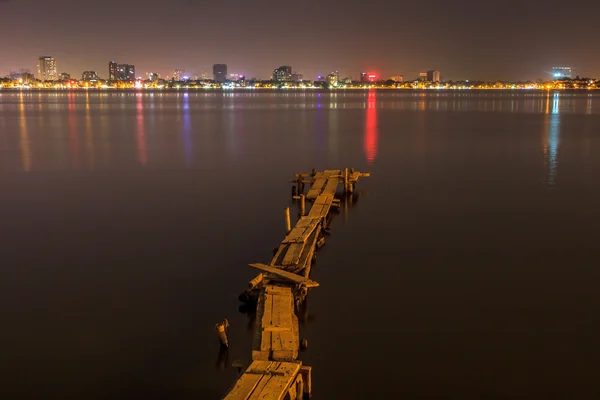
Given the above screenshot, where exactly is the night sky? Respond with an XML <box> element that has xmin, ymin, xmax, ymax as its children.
<box><xmin>1</xmin><ymin>0</ymin><xmax>599</xmax><ymax>81</ymax></box>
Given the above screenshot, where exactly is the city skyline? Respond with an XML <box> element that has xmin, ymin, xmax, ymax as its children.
<box><xmin>0</xmin><ymin>56</ymin><xmax>589</xmax><ymax>84</ymax></box>
<box><xmin>1</xmin><ymin>0</ymin><xmax>599</xmax><ymax>81</ymax></box>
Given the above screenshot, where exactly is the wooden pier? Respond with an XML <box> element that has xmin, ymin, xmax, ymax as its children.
<box><xmin>223</xmin><ymin>168</ymin><xmax>369</xmax><ymax>400</ymax></box>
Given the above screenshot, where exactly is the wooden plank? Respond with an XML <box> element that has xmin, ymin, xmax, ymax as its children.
<box><xmin>254</xmin><ymin>367</ymin><xmax>298</xmax><ymax>398</ymax></box>
<box><xmin>224</xmin><ymin>368</ymin><xmax>264</xmax><ymax>400</ymax></box>
<box><xmin>307</xmin><ymin>204</ymin><xmax>324</xmax><ymax>218</ymax></box>
<box><xmin>271</xmin><ymin>331</ymin><xmax>283</xmax><ymax>351</ymax></box>
<box><xmin>322</xmin><ymin>178</ymin><xmax>340</xmax><ymax>195</ymax></box>
<box><xmin>281</xmin><ymin>243</ymin><xmax>305</xmax><ymax>266</ymax></box>
<box><xmin>306</xmin><ymin>177</ymin><xmax>327</xmax><ymax>199</ymax></box>
<box><xmin>271</xmin><ymin>292</ymin><xmax>281</xmax><ymax>328</ymax></box>
<box><xmin>249</xmin><ymin>264</ymin><xmax>319</xmax><ymax>287</ymax></box>
<box><xmin>251</xmin><ymin>363</ymin><xmax>301</xmax><ymax>400</ymax></box>
<box><xmin>246</xmin><ymin>375</ymin><xmax>274</xmax><ymax>400</ymax></box>
<box><xmin>283</xmin><ymin>217</ymin><xmax>320</xmax><ymax>242</ymax></box>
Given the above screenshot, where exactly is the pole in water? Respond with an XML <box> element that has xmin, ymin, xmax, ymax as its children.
<box><xmin>284</xmin><ymin>207</ymin><xmax>291</xmax><ymax>234</ymax></box>
<box><xmin>215</xmin><ymin>318</ymin><xmax>230</xmax><ymax>347</ymax></box>
<box><xmin>300</xmin><ymin>194</ymin><xmax>305</xmax><ymax>216</ymax></box>
<box><xmin>292</xmin><ymin>185</ymin><xmax>297</xmax><ymax>197</ymax></box>
<box><xmin>344</xmin><ymin>168</ymin><xmax>349</xmax><ymax>193</ymax></box>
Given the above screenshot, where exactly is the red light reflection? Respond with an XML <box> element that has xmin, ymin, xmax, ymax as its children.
<box><xmin>364</xmin><ymin>90</ymin><xmax>378</xmax><ymax>163</ymax></box>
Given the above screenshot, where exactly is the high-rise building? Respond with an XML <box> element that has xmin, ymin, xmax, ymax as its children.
<box><xmin>213</xmin><ymin>64</ymin><xmax>227</xmax><ymax>82</ymax></box>
<box><xmin>59</xmin><ymin>72</ymin><xmax>71</xmax><ymax>80</ymax></box>
<box><xmin>273</xmin><ymin>66</ymin><xmax>292</xmax><ymax>82</ymax></box>
<box><xmin>426</xmin><ymin>70</ymin><xmax>441</xmax><ymax>82</ymax></box>
<box><xmin>173</xmin><ymin>69</ymin><xmax>185</xmax><ymax>80</ymax></box>
<box><xmin>121</xmin><ymin>64</ymin><xmax>135</xmax><ymax>81</ymax></box>
<box><xmin>419</xmin><ymin>72</ymin><xmax>428</xmax><ymax>81</ymax></box>
<box><xmin>552</xmin><ymin>66</ymin><xmax>572</xmax><ymax>79</ymax></box>
<box><xmin>82</xmin><ymin>71</ymin><xmax>99</xmax><ymax>81</ymax></box>
<box><xmin>109</xmin><ymin>61</ymin><xmax>117</xmax><ymax>81</ymax></box>
<box><xmin>327</xmin><ymin>71</ymin><xmax>340</xmax><ymax>87</ymax></box>
<box><xmin>37</xmin><ymin>56</ymin><xmax>58</xmax><ymax>81</ymax></box>
<box><xmin>109</xmin><ymin>61</ymin><xmax>135</xmax><ymax>81</ymax></box>
<box><xmin>360</xmin><ymin>72</ymin><xmax>376</xmax><ymax>83</ymax></box>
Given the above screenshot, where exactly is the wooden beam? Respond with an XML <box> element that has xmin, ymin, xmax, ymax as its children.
<box><xmin>249</xmin><ymin>263</ymin><xmax>319</xmax><ymax>287</ymax></box>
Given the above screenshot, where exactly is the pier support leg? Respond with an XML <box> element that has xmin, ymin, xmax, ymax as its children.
<box><xmin>215</xmin><ymin>318</ymin><xmax>230</xmax><ymax>347</ymax></box>
<box><xmin>300</xmin><ymin>194</ymin><xmax>305</xmax><ymax>216</ymax></box>
<box><xmin>297</xmin><ymin>175</ymin><xmax>304</xmax><ymax>195</ymax></box>
<box><xmin>344</xmin><ymin>167</ymin><xmax>349</xmax><ymax>193</ymax></box>
<box><xmin>284</xmin><ymin>207</ymin><xmax>291</xmax><ymax>234</ymax></box>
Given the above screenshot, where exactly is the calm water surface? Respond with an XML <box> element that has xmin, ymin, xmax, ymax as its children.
<box><xmin>1</xmin><ymin>90</ymin><xmax>600</xmax><ymax>399</ymax></box>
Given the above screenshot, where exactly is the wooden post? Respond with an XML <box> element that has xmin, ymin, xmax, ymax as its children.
<box><xmin>284</xmin><ymin>207</ymin><xmax>291</xmax><ymax>234</ymax></box>
<box><xmin>300</xmin><ymin>194</ymin><xmax>305</xmax><ymax>216</ymax></box>
<box><xmin>297</xmin><ymin>175</ymin><xmax>303</xmax><ymax>195</ymax></box>
<box><xmin>215</xmin><ymin>318</ymin><xmax>230</xmax><ymax>347</ymax></box>
<box><xmin>344</xmin><ymin>167</ymin><xmax>349</xmax><ymax>193</ymax></box>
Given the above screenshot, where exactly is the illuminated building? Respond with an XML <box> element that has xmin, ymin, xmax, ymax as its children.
<box><xmin>37</xmin><ymin>56</ymin><xmax>58</xmax><ymax>81</ymax></box>
<box><xmin>21</xmin><ymin>73</ymin><xmax>34</xmax><ymax>84</ymax></box>
<box><xmin>147</xmin><ymin>72</ymin><xmax>160</xmax><ymax>82</ymax></box>
<box><xmin>427</xmin><ymin>70</ymin><xmax>441</xmax><ymax>82</ymax></box>
<box><xmin>118</xmin><ymin>64</ymin><xmax>135</xmax><ymax>81</ymax></box>
<box><xmin>59</xmin><ymin>72</ymin><xmax>70</xmax><ymax>80</ymax></box>
<box><xmin>82</xmin><ymin>71</ymin><xmax>99</xmax><ymax>81</ymax></box>
<box><xmin>552</xmin><ymin>67</ymin><xmax>572</xmax><ymax>79</ymax></box>
<box><xmin>109</xmin><ymin>61</ymin><xmax>117</xmax><ymax>81</ymax></box>
<box><xmin>419</xmin><ymin>72</ymin><xmax>428</xmax><ymax>81</ymax></box>
<box><xmin>213</xmin><ymin>64</ymin><xmax>227</xmax><ymax>82</ymax></box>
<box><xmin>361</xmin><ymin>72</ymin><xmax>376</xmax><ymax>83</ymax></box>
<box><xmin>327</xmin><ymin>71</ymin><xmax>339</xmax><ymax>87</ymax></box>
<box><xmin>291</xmin><ymin>73</ymin><xmax>303</xmax><ymax>82</ymax></box>
<box><xmin>273</xmin><ymin>66</ymin><xmax>292</xmax><ymax>82</ymax></box>
<box><xmin>390</xmin><ymin>75</ymin><xmax>404</xmax><ymax>82</ymax></box>
<box><xmin>108</xmin><ymin>61</ymin><xmax>134</xmax><ymax>82</ymax></box>
<box><xmin>173</xmin><ymin>69</ymin><xmax>185</xmax><ymax>80</ymax></box>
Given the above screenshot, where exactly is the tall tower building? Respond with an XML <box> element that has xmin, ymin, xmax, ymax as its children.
<box><xmin>213</xmin><ymin>64</ymin><xmax>227</xmax><ymax>82</ymax></box>
<box><xmin>109</xmin><ymin>61</ymin><xmax>118</xmax><ymax>81</ymax></box>
<box><xmin>273</xmin><ymin>66</ymin><xmax>292</xmax><ymax>82</ymax></box>
<box><xmin>109</xmin><ymin>61</ymin><xmax>135</xmax><ymax>82</ymax></box>
<box><xmin>37</xmin><ymin>56</ymin><xmax>57</xmax><ymax>81</ymax></box>
<box><xmin>173</xmin><ymin>69</ymin><xmax>185</xmax><ymax>80</ymax></box>
<box><xmin>426</xmin><ymin>70</ymin><xmax>441</xmax><ymax>82</ymax></box>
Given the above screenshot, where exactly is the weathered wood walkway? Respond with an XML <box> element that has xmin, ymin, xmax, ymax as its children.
<box><xmin>223</xmin><ymin>168</ymin><xmax>369</xmax><ymax>400</ymax></box>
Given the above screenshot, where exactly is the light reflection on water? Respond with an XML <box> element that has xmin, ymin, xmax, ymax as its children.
<box><xmin>18</xmin><ymin>91</ymin><xmax>31</xmax><ymax>172</ymax></box>
<box><xmin>1</xmin><ymin>90</ymin><xmax>599</xmax><ymax>174</ymax></box>
<box><xmin>543</xmin><ymin>93</ymin><xmax>561</xmax><ymax>186</ymax></box>
<box><xmin>136</xmin><ymin>93</ymin><xmax>147</xmax><ymax>166</ymax></box>
<box><xmin>364</xmin><ymin>90</ymin><xmax>378</xmax><ymax>163</ymax></box>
